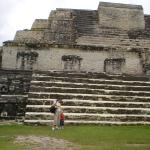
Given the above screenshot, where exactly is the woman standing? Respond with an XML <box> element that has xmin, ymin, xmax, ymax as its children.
<box><xmin>52</xmin><ymin>99</ymin><xmax>63</xmax><ymax>130</ymax></box>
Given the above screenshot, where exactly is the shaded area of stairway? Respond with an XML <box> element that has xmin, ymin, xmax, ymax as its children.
<box><xmin>74</xmin><ymin>10</ymin><xmax>99</xmax><ymax>35</ymax></box>
<box><xmin>25</xmin><ymin>71</ymin><xmax>150</xmax><ymax>125</ymax></box>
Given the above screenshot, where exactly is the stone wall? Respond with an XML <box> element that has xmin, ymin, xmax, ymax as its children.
<box><xmin>0</xmin><ymin>69</ymin><xmax>32</xmax><ymax>121</ymax></box>
<box><xmin>14</xmin><ymin>30</ymin><xmax>44</xmax><ymax>43</ymax></box>
<box><xmin>47</xmin><ymin>9</ymin><xmax>76</xmax><ymax>44</ymax></box>
<box><xmin>98</xmin><ymin>2</ymin><xmax>145</xmax><ymax>30</ymax></box>
<box><xmin>31</xmin><ymin>19</ymin><xmax>48</xmax><ymax>30</ymax></box>
<box><xmin>2</xmin><ymin>46</ymin><xmax>39</xmax><ymax>70</ymax></box>
<box><xmin>2</xmin><ymin>46</ymin><xmax>144</xmax><ymax>75</ymax></box>
<box><xmin>145</xmin><ymin>15</ymin><xmax>150</xmax><ymax>30</ymax></box>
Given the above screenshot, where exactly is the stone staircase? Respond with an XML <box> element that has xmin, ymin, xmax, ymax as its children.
<box><xmin>24</xmin><ymin>71</ymin><xmax>150</xmax><ymax>125</ymax></box>
<box><xmin>76</xmin><ymin>35</ymin><xmax>150</xmax><ymax>48</ymax></box>
<box><xmin>98</xmin><ymin>28</ymin><xmax>129</xmax><ymax>38</ymax></box>
<box><xmin>75</xmin><ymin>10</ymin><xmax>99</xmax><ymax>35</ymax></box>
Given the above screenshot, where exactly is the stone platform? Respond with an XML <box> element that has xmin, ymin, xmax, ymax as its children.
<box><xmin>25</xmin><ymin>71</ymin><xmax>150</xmax><ymax>125</ymax></box>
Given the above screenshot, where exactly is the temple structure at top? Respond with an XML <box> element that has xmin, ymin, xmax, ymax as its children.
<box><xmin>1</xmin><ymin>2</ymin><xmax>150</xmax><ymax>75</ymax></box>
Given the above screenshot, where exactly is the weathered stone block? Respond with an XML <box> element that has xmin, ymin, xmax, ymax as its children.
<box><xmin>98</xmin><ymin>2</ymin><xmax>145</xmax><ymax>30</ymax></box>
<box><xmin>14</xmin><ymin>30</ymin><xmax>44</xmax><ymax>42</ymax></box>
<box><xmin>31</xmin><ymin>19</ymin><xmax>48</xmax><ymax>30</ymax></box>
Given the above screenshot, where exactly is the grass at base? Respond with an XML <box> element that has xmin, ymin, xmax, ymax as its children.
<box><xmin>0</xmin><ymin>124</ymin><xmax>150</xmax><ymax>150</ymax></box>
<box><xmin>0</xmin><ymin>137</ymin><xmax>23</xmax><ymax>150</ymax></box>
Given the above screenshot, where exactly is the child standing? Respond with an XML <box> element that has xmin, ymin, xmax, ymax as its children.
<box><xmin>60</xmin><ymin>111</ymin><xmax>65</xmax><ymax>129</ymax></box>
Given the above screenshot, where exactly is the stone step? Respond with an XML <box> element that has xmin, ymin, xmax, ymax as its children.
<box><xmin>77</xmin><ymin>15</ymin><xmax>97</xmax><ymax>18</ymax></box>
<box><xmin>77</xmin><ymin>16</ymin><xmax>98</xmax><ymax>21</ymax></box>
<box><xmin>29</xmin><ymin>86</ymin><xmax>150</xmax><ymax>97</ymax></box>
<box><xmin>31</xmin><ymin>76</ymin><xmax>150</xmax><ymax>86</ymax></box>
<box><xmin>76</xmin><ymin>18</ymin><xmax>98</xmax><ymax>22</ymax></box>
<box><xmin>77</xmin><ymin>27</ymin><xmax>98</xmax><ymax>31</ymax></box>
<box><xmin>30</xmin><ymin>82</ymin><xmax>150</xmax><ymax>91</ymax></box>
<box><xmin>76</xmin><ymin>11</ymin><xmax>98</xmax><ymax>14</ymax></box>
<box><xmin>87</xmin><ymin>39</ymin><xmax>150</xmax><ymax>45</ymax></box>
<box><xmin>76</xmin><ymin>24</ymin><xmax>98</xmax><ymax>28</ymax></box>
<box><xmin>24</xmin><ymin>119</ymin><xmax>150</xmax><ymax>125</ymax></box>
<box><xmin>78</xmin><ymin>33</ymin><xmax>128</xmax><ymax>38</ymax></box>
<box><xmin>1</xmin><ymin>94</ymin><xmax>28</xmax><ymax>97</ymax></box>
<box><xmin>33</xmin><ymin>71</ymin><xmax>149</xmax><ymax>81</ymax></box>
<box><xmin>78</xmin><ymin>31</ymin><xmax>98</xmax><ymax>34</ymax></box>
<box><xmin>28</xmin><ymin>98</ymin><xmax>150</xmax><ymax>105</ymax></box>
<box><xmin>77</xmin><ymin>28</ymin><xmax>99</xmax><ymax>33</ymax></box>
<box><xmin>27</xmin><ymin>98</ymin><xmax>150</xmax><ymax>108</ymax></box>
<box><xmin>76</xmin><ymin>15</ymin><xmax>98</xmax><ymax>18</ymax></box>
<box><xmin>76</xmin><ymin>14</ymin><xmax>98</xmax><ymax>19</ymax></box>
<box><xmin>77</xmin><ymin>38</ymin><xmax>150</xmax><ymax>45</ymax></box>
<box><xmin>26</xmin><ymin>105</ymin><xmax>150</xmax><ymax>115</ymax></box>
<box><xmin>76</xmin><ymin>24</ymin><xmax>99</xmax><ymax>34</ymax></box>
<box><xmin>28</xmin><ymin>92</ymin><xmax>150</xmax><ymax>102</ymax></box>
<box><xmin>32</xmin><ymin>72</ymin><xmax>150</xmax><ymax>81</ymax></box>
<box><xmin>25</xmin><ymin>112</ymin><xmax>150</xmax><ymax>122</ymax></box>
<box><xmin>77</xmin><ymin>35</ymin><xmax>150</xmax><ymax>41</ymax></box>
<box><xmin>98</xmin><ymin>31</ymin><xmax>128</xmax><ymax>35</ymax></box>
<box><xmin>77</xmin><ymin>36</ymin><xmax>150</xmax><ymax>47</ymax></box>
<box><xmin>76</xmin><ymin>13</ymin><xmax>98</xmax><ymax>16</ymax></box>
<box><xmin>76</xmin><ymin>20</ymin><xmax>98</xmax><ymax>23</ymax></box>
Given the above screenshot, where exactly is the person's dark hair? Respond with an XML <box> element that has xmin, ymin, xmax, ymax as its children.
<box><xmin>59</xmin><ymin>99</ymin><xmax>63</xmax><ymax>104</ymax></box>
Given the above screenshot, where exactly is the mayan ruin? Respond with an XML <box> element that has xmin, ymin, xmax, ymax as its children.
<box><xmin>0</xmin><ymin>1</ymin><xmax>150</xmax><ymax>125</ymax></box>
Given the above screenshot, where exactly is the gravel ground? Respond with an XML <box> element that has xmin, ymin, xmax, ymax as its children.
<box><xmin>14</xmin><ymin>135</ymin><xmax>80</xmax><ymax>150</ymax></box>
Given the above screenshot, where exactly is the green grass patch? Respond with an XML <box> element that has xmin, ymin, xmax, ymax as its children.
<box><xmin>0</xmin><ymin>124</ymin><xmax>150</xmax><ymax>150</ymax></box>
<box><xmin>0</xmin><ymin>136</ymin><xmax>23</xmax><ymax>150</ymax></box>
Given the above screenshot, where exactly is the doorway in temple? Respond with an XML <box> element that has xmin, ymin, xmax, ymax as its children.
<box><xmin>62</xmin><ymin>55</ymin><xmax>82</xmax><ymax>71</ymax></box>
<box><xmin>104</xmin><ymin>58</ymin><xmax>125</xmax><ymax>74</ymax></box>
